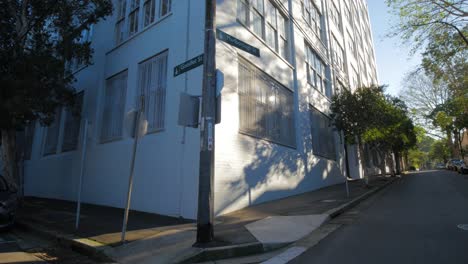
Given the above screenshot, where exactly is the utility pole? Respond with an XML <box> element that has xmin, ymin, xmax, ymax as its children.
<box><xmin>195</xmin><ymin>0</ymin><xmax>216</xmax><ymax>245</ymax></box>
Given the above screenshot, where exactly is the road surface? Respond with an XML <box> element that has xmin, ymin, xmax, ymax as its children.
<box><xmin>290</xmin><ymin>170</ymin><xmax>468</xmax><ymax>264</ymax></box>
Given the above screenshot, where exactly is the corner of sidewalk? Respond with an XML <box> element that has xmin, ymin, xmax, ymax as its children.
<box><xmin>17</xmin><ymin>176</ymin><xmax>397</xmax><ymax>264</ymax></box>
<box><xmin>16</xmin><ymin>219</ymin><xmax>115</xmax><ymax>263</ymax></box>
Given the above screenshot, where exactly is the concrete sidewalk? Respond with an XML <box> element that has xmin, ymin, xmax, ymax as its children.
<box><xmin>17</xmin><ymin>175</ymin><xmax>396</xmax><ymax>263</ymax></box>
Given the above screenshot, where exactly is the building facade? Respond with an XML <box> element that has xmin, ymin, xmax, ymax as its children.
<box><xmin>22</xmin><ymin>0</ymin><xmax>380</xmax><ymax>219</ymax></box>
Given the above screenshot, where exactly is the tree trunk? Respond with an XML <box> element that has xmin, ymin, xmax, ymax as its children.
<box><xmin>357</xmin><ymin>139</ymin><xmax>369</xmax><ymax>186</ymax></box>
<box><xmin>447</xmin><ymin>130</ymin><xmax>456</xmax><ymax>158</ymax></box>
<box><xmin>394</xmin><ymin>151</ymin><xmax>401</xmax><ymax>175</ymax></box>
<box><xmin>379</xmin><ymin>150</ymin><xmax>386</xmax><ymax>177</ymax></box>
<box><xmin>1</xmin><ymin>129</ymin><xmax>19</xmax><ymax>189</ymax></box>
<box><xmin>344</xmin><ymin>143</ymin><xmax>351</xmax><ymax>179</ymax></box>
<box><xmin>453</xmin><ymin>130</ymin><xmax>461</xmax><ymax>159</ymax></box>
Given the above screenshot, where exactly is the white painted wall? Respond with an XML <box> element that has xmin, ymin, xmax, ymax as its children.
<box><xmin>24</xmin><ymin>0</ymin><xmax>380</xmax><ymax>220</ymax></box>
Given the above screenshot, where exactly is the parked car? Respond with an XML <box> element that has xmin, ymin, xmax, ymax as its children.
<box><xmin>0</xmin><ymin>175</ymin><xmax>18</xmax><ymax>230</ymax></box>
<box><xmin>456</xmin><ymin>160</ymin><xmax>468</xmax><ymax>174</ymax></box>
<box><xmin>446</xmin><ymin>159</ymin><xmax>462</xmax><ymax>170</ymax></box>
<box><xmin>435</xmin><ymin>163</ymin><xmax>445</xmax><ymax>169</ymax></box>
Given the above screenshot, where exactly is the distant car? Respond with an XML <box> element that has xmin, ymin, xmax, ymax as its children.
<box><xmin>446</xmin><ymin>159</ymin><xmax>462</xmax><ymax>170</ymax></box>
<box><xmin>0</xmin><ymin>175</ymin><xmax>18</xmax><ymax>230</ymax></box>
<box><xmin>456</xmin><ymin>160</ymin><xmax>468</xmax><ymax>174</ymax></box>
<box><xmin>436</xmin><ymin>163</ymin><xmax>445</xmax><ymax>169</ymax></box>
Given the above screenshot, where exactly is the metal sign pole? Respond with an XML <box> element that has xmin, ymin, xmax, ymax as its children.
<box><xmin>121</xmin><ymin>97</ymin><xmax>144</xmax><ymax>243</ymax></box>
<box><xmin>75</xmin><ymin>119</ymin><xmax>89</xmax><ymax>229</ymax></box>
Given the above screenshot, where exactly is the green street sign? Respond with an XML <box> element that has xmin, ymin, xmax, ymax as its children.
<box><xmin>216</xmin><ymin>29</ymin><xmax>260</xmax><ymax>57</ymax></box>
<box><xmin>174</xmin><ymin>54</ymin><xmax>204</xmax><ymax>77</ymax></box>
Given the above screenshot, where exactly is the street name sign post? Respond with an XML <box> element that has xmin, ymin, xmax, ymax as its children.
<box><xmin>216</xmin><ymin>29</ymin><xmax>260</xmax><ymax>57</ymax></box>
<box><xmin>174</xmin><ymin>54</ymin><xmax>204</xmax><ymax>77</ymax></box>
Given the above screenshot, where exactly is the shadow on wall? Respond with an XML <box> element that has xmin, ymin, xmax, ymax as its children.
<box><xmin>216</xmin><ymin>111</ymin><xmax>341</xmax><ymax>215</ymax></box>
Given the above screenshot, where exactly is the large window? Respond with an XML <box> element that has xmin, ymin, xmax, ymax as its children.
<box><xmin>305</xmin><ymin>44</ymin><xmax>331</xmax><ymax>98</ymax></box>
<box><xmin>329</xmin><ymin>1</ymin><xmax>342</xmax><ymax>31</ymax></box>
<box><xmin>115</xmin><ymin>0</ymin><xmax>171</xmax><ymax>45</ymax></box>
<box><xmin>62</xmin><ymin>92</ymin><xmax>84</xmax><ymax>152</ymax></box>
<box><xmin>138</xmin><ymin>51</ymin><xmax>168</xmax><ymax>133</ymax></box>
<box><xmin>346</xmin><ymin>30</ymin><xmax>356</xmax><ymax>58</ymax></box>
<box><xmin>101</xmin><ymin>71</ymin><xmax>128</xmax><ymax>142</ymax></box>
<box><xmin>302</xmin><ymin>0</ymin><xmax>323</xmax><ymax>40</ymax></box>
<box><xmin>115</xmin><ymin>0</ymin><xmax>127</xmax><ymax>44</ymax></box>
<box><xmin>43</xmin><ymin>108</ymin><xmax>62</xmax><ymax>155</ymax></box>
<box><xmin>310</xmin><ymin>107</ymin><xmax>336</xmax><ymax>160</ymax></box>
<box><xmin>238</xmin><ymin>59</ymin><xmax>295</xmax><ymax>147</ymax></box>
<box><xmin>238</xmin><ymin>0</ymin><xmax>289</xmax><ymax>60</ymax></box>
<box><xmin>331</xmin><ymin>36</ymin><xmax>345</xmax><ymax>72</ymax></box>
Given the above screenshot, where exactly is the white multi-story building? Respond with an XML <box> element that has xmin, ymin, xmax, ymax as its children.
<box><xmin>22</xmin><ymin>0</ymin><xmax>379</xmax><ymax>219</ymax></box>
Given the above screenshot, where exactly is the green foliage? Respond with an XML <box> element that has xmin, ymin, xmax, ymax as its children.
<box><xmin>0</xmin><ymin>0</ymin><xmax>113</xmax><ymax>130</ymax></box>
<box><xmin>331</xmin><ymin>86</ymin><xmax>417</xmax><ymax>155</ymax></box>
<box><xmin>386</xmin><ymin>0</ymin><xmax>468</xmax><ymax>50</ymax></box>
<box><xmin>429</xmin><ymin>139</ymin><xmax>451</xmax><ymax>162</ymax></box>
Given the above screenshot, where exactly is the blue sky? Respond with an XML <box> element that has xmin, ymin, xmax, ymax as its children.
<box><xmin>367</xmin><ymin>1</ymin><xmax>422</xmax><ymax>96</ymax></box>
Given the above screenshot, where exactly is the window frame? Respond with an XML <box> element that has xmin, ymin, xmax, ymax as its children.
<box><xmin>237</xmin><ymin>0</ymin><xmax>289</xmax><ymax>60</ymax></box>
<box><xmin>100</xmin><ymin>70</ymin><xmax>128</xmax><ymax>143</ymax></box>
<box><xmin>305</xmin><ymin>43</ymin><xmax>331</xmax><ymax>98</ymax></box>
<box><xmin>62</xmin><ymin>92</ymin><xmax>84</xmax><ymax>152</ymax></box>
<box><xmin>301</xmin><ymin>0</ymin><xmax>323</xmax><ymax>41</ymax></box>
<box><xmin>238</xmin><ymin>57</ymin><xmax>296</xmax><ymax>148</ymax></box>
<box><xmin>309</xmin><ymin>105</ymin><xmax>337</xmax><ymax>161</ymax></box>
<box><xmin>137</xmin><ymin>50</ymin><xmax>168</xmax><ymax>134</ymax></box>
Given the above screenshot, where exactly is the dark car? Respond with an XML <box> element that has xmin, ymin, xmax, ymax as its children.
<box><xmin>0</xmin><ymin>175</ymin><xmax>18</xmax><ymax>229</ymax></box>
<box><xmin>456</xmin><ymin>160</ymin><xmax>468</xmax><ymax>174</ymax></box>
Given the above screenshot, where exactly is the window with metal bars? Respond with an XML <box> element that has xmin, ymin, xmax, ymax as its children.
<box><xmin>309</xmin><ymin>106</ymin><xmax>336</xmax><ymax>160</ymax></box>
<box><xmin>137</xmin><ymin>51</ymin><xmax>168</xmax><ymax>133</ymax></box>
<box><xmin>62</xmin><ymin>92</ymin><xmax>84</xmax><ymax>152</ymax></box>
<box><xmin>101</xmin><ymin>70</ymin><xmax>128</xmax><ymax>142</ymax></box>
<box><xmin>238</xmin><ymin>58</ymin><xmax>295</xmax><ymax>147</ymax></box>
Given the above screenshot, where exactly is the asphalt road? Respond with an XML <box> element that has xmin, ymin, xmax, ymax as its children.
<box><xmin>290</xmin><ymin>170</ymin><xmax>468</xmax><ymax>264</ymax></box>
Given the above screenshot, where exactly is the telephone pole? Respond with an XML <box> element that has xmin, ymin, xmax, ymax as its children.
<box><xmin>195</xmin><ymin>0</ymin><xmax>216</xmax><ymax>245</ymax></box>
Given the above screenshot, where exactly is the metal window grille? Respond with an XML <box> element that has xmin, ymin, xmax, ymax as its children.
<box><xmin>62</xmin><ymin>92</ymin><xmax>83</xmax><ymax>152</ymax></box>
<box><xmin>43</xmin><ymin>108</ymin><xmax>62</xmax><ymax>155</ymax></box>
<box><xmin>238</xmin><ymin>59</ymin><xmax>295</xmax><ymax>147</ymax></box>
<box><xmin>138</xmin><ymin>51</ymin><xmax>167</xmax><ymax>132</ymax></box>
<box><xmin>101</xmin><ymin>71</ymin><xmax>128</xmax><ymax>142</ymax></box>
<box><xmin>310</xmin><ymin>106</ymin><xmax>336</xmax><ymax>160</ymax></box>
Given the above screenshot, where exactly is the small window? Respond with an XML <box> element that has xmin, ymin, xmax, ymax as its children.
<box><xmin>101</xmin><ymin>71</ymin><xmax>128</xmax><ymax>142</ymax></box>
<box><xmin>302</xmin><ymin>0</ymin><xmax>323</xmax><ymax>40</ymax></box>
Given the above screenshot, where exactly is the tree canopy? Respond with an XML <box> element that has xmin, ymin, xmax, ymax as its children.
<box><xmin>0</xmin><ymin>0</ymin><xmax>112</xmax><ymax>187</ymax></box>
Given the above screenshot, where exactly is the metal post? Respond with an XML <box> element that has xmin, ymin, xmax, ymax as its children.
<box><xmin>121</xmin><ymin>97</ymin><xmax>144</xmax><ymax>243</ymax></box>
<box><xmin>195</xmin><ymin>0</ymin><xmax>216</xmax><ymax>246</ymax></box>
<box><xmin>75</xmin><ymin>119</ymin><xmax>89</xmax><ymax>229</ymax></box>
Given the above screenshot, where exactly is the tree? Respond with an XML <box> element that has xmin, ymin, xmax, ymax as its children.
<box><xmin>429</xmin><ymin>139</ymin><xmax>451</xmax><ymax>163</ymax></box>
<box><xmin>386</xmin><ymin>0</ymin><xmax>468</xmax><ymax>49</ymax></box>
<box><xmin>331</xmin><ymin>86</ymin><xmax>416</xmax><ymax>183</ymax></box>
<box><xmin>0</xmin><ymin>1</ymin><xmax>112</xmax><ymax>188</ymax></box>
